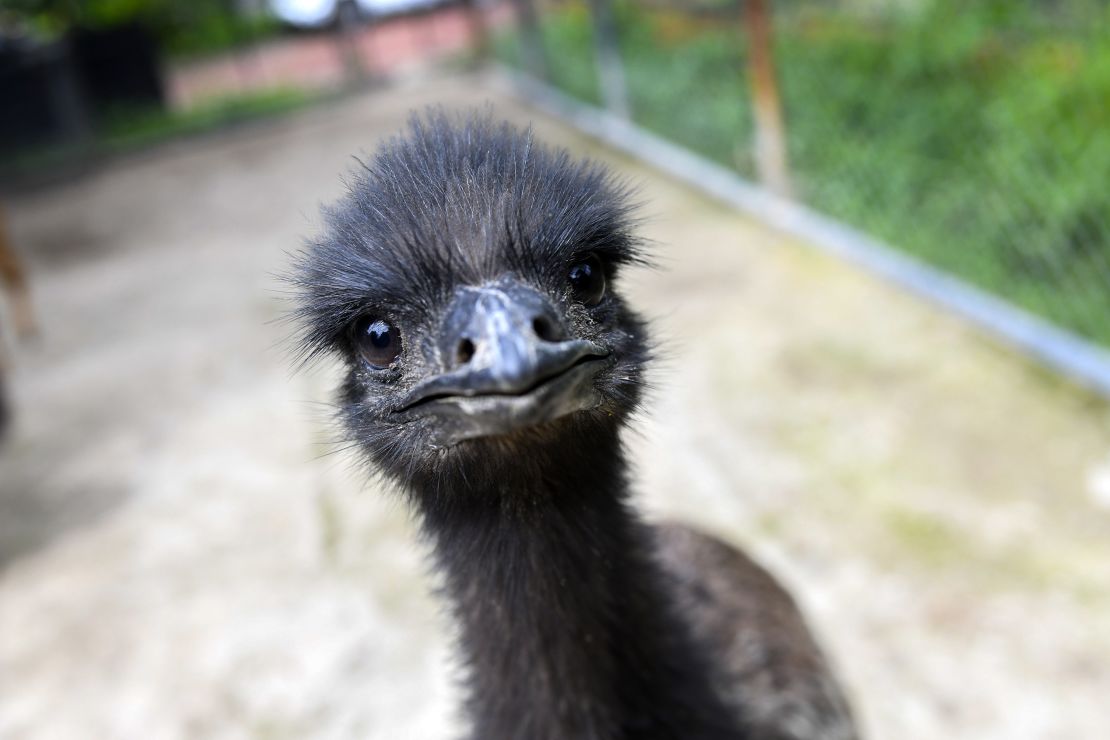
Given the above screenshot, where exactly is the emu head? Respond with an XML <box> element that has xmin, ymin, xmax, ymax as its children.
<box><xmin>292</xmin><ymin>112</ymin><xmax>649</xmax><ymax>486</ymax></box>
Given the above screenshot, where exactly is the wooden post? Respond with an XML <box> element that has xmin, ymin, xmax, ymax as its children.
<box><xmin>587</xmin><ymin>0</ymin><xmax>630</xmax><ymax>118</ymax></box>
<box><xmin>511</xmin><ymin>0</ymin><xmax>549</xmax><ymax>80</ymax></box>
<box><xmin>742</xmin><ymin>0</ymin><xmax>791</xmax><ymax>197</ymax></box>
<box><xmin>0</xmin><ymin>206</ymin><xmax>36</xmax><ymax>339</ymax></box>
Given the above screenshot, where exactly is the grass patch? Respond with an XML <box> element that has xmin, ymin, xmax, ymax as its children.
<box><xmin>101</xmin><ymin>88</ymin><xmax>315</xmax><ymax>149</ymax></box>
<box><xmin>877</xmin><ymin>504</ymin><xmax>1101</xmax><ymax>597</ymax></box>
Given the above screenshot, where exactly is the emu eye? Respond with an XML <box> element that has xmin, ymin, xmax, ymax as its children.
<box><xmin>568</xmin><ymin>253</ymin><xmax>606</xmax><ymax>307</ymax></box>
<box><xmin>352</xmin><ymin>317</ymin><xmax>402</xmax><ymax>369</ymax></box>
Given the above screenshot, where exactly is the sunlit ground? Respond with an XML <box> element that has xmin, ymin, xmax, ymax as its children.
<box><xmin>1</xmin><ymin>72</ymin><xmax>1108</xmax><ymax>739</ymax></box>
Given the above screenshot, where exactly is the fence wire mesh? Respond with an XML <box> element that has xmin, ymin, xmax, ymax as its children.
<box><xmin>495</xmin><ymin>0</ymin><xmax>1110</xmax><ymax>349</ymax></box>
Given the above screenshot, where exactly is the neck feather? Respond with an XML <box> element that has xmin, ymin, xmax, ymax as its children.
<box><xmin>410</xmin><ymin>422</ymin><xmax>745</xmax><ymax>740</ymax></box>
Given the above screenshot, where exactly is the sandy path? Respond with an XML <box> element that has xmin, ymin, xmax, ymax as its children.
<box><xmin>2</xmin><ymin>72</ymin><xmax>1108</xmax><ymax>739</ymax></box>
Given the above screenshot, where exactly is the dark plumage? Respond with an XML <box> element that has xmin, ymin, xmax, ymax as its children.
<box><xmin>291</xmin><ymin>111</ymin><xmax>857</xmax><ymax>740</ymax></box>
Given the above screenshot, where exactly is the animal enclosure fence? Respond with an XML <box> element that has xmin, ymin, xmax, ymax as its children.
<box><xmin>493</xmin><ymin>0</ymin><xmax>1110</xmax><ymax>360</ymax></box>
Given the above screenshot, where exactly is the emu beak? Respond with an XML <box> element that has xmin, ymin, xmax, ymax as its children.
<box><xmin>394</xmin><ymin>279</ymin><xmax>609</xmax><ymax>445</ymax></box>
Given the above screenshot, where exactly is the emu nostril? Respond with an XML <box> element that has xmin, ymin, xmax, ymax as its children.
<box><xmin>532</xmin><ymin>316</ymin><xmax>561</xmax><ymax>342</ymax></box>
<box><xmin>456</xmin><ymin>338</ymin><xmax>476</xmax><ymax>365</ymax></box>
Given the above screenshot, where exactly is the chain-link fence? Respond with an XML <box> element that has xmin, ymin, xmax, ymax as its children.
<box><xmin>495</xmin><ymin>0</ymin><xmax>1110</xmax><ymax>350</ymax></box>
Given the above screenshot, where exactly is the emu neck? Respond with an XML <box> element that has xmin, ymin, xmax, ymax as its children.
<box><xmin>415</xmin><ymin>429</ymin><xmax>742</xmax><ymax>740</ymax></box>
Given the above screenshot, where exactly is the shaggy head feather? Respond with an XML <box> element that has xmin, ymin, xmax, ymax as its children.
<box><xmin>290</xmin><ymin>111</ymin><xmax>650</xmax><ymax>497</ymax></box>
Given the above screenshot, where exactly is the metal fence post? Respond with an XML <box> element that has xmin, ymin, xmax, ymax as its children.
<box><xmin>464</xmin><ymin>0</ymin><xmax>491</xmax><ymax>66</ymax></box>
<box><xmin>511</xmin><ymin>0</ymin><xmax>550</xmax><ymax>80</ymax></box>
<box><xmin>587</xmin><ymin>0</ymin><xmax>630</xmax><ymax>118</ymax></box>
<box><xmin>742</xmin><ymin>0</ymin><xmax>791</xmax><ymax>197</ymax></box>
<box><xmin>48</xmin><ymin>41</ymin><xmax>92</xmax><ymax>145</ymax></box>
<box><xmin>335</xmin><ymin>0</ymin><xmax>367</xmax><ymax>86</ymax></box>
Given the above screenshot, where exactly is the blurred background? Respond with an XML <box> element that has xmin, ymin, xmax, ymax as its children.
<box><xmin>1</xmin><ymin>1</ymin><xmax>1109</xmax><ymax>738</ymax></box>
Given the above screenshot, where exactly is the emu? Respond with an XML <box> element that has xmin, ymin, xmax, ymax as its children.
<box><xmin>292</xmin><ymin>112</ymin><xmax>857</xmax><ymax>740</ymax></box>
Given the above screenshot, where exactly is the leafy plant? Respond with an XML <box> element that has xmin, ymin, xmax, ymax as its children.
<box><xmin>5</xmin><ymin>0</ymin><xmax>280</xmax><ymax>56</ymax></box>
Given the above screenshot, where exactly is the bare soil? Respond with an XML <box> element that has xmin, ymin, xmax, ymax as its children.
<box><xmin>2</xmin><ymin>72</ymin><xmax>1108</xmax><ymax>740</ymax></box>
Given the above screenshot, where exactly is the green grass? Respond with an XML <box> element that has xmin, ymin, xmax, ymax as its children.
<box><xmin>497</xmin><ymin>0</ymin><xmax>1110</xmax><ymax>347</ymax></box>
<box><xmin>101</xmin><ymin>88</ymin><xmax>314</xmax><ymax>149</ymax></box>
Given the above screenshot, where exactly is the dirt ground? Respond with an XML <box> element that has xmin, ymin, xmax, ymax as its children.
<box><xmin>2</xmin><ymin>73</ymin><xmax>1109</xmax><ymax>740</ymax></box>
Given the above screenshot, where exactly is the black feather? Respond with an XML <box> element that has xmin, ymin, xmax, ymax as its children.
<box><xmin>289</xmin><ymin>109</ymin><xmax>645</xmax><ymax>368</ymax></box>
<box><xmin>288</xmin><ymin>111</ymin><xmax>855</xmax><ymax>740</ymax></box>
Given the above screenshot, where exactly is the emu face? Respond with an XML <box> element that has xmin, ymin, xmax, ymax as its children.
<box><xmin>293</xmin><ymin>114</ymin><xmax>649</xmax><ymax>479</ymax></box>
